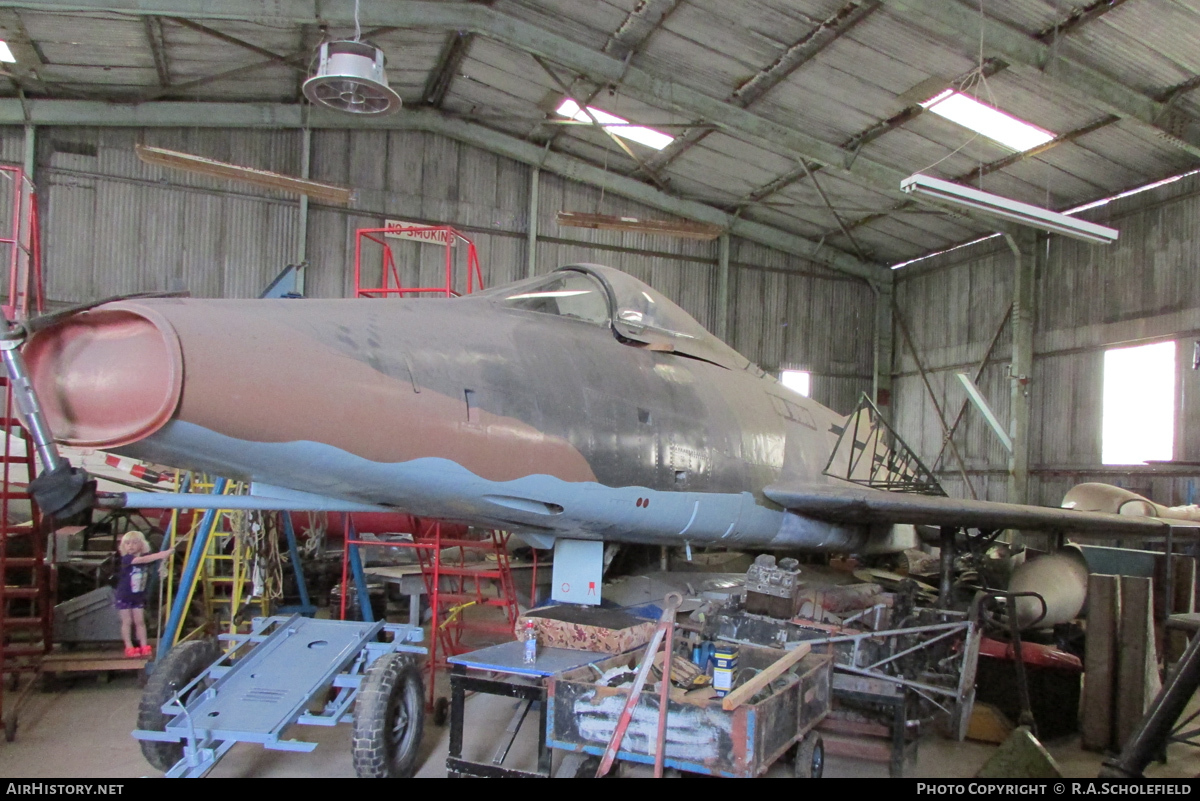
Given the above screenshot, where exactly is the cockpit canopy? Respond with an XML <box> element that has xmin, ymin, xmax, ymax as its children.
<box><xmin>480</xmin><ymin>263</ymin><xmax>751</xmax><ymax>371</ymax></box>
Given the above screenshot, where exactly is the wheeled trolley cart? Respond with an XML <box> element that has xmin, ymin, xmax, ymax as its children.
<box><xmin>133</xmin><ymin>614</ymin><xmax>426</xmax><ymax>778</ymax></box>
<box><xmin>547</xmin><ymin>644</ymin><xmax>832</xmax><ymax>778</ymax></box>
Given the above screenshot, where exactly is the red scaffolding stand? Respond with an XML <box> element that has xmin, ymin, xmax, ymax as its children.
<box><xmin>345</xmin><ymin>224</ymin><xmax>522</xmax><ymax>710</ymax></box>
<box><xmin>0</xmin><ymin>166</ymin><xmax>49</xmax><ymax>741</ymax></box>
<box><xmin>354</xmin><ymin>224</ymin><xmax>483</xmax><ymax>299</ymax></box>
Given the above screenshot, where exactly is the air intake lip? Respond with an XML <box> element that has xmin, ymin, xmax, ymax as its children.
<box><xmin>23</xmin><ymin>303</ymin><xmax>183</xmax><ymax>448</ymax></box>
<box><xmin>302</xmin><ymin>40</ymin><xmax>402</xmax><ymax>116</ymax></box>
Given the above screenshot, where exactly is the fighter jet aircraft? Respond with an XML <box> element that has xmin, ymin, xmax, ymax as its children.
<box><xmin>14</xmin><ymin>262</ymin><xmax>1180</xmax><ymax>569</ymax></box>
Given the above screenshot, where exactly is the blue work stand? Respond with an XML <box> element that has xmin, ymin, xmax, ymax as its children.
<box><xmin>133</xmin><ymin>614</ymin><xmax>424</xmax><ymax>778</ymax></box>
<box><xmin>446</xmin><ymin>641</ymin><xmax>602</xmax><ymax>778</ymax></box>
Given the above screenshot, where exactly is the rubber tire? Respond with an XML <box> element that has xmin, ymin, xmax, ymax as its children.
<box><xmin>136</xmin><ymin>640</ymin><xmax>218</xmax><ymax>773</ymax></box>
<box><xmin>577</xmin><ymin>755</ymin><xmax>622</xmax><ymax>778</ymax></box>
<box><xmin>351</xmin><ymin>653</ymin><xmax>425</xmax><ymax>778</ymax></box>
<box><xmin>432</xmin><ymin>696</ymin><xmax>449</xmax><ymax>727</ymax></box>
<box><xmin>794</xmin><ymin>733</ymin><xmax>824</xmax><ymax>778</ymax></box>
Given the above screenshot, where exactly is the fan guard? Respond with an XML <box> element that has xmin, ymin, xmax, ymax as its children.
<box><xmin>302</xmin><ymin>40</ymin><xmax>401</xmax><ymax>116</ymax></box>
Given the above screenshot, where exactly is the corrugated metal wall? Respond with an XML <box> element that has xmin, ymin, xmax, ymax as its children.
<box><xmin>894</xmin><ymin>170</ymin><xmax>1200</xmax><ymax>511</ymax></box>
<box><xmin>3</xmin><ymin>125</ymin><xmax>874</xmax><ymax>414</ymax></box>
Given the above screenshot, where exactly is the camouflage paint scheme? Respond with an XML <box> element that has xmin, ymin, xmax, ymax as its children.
<box><xmin>22</xmin><ymin>264</ymin><xmax>1175</xmax><ymax>551</ymax></box>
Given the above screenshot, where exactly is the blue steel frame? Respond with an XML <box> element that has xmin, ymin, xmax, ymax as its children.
<box><xmin>133</xmin><ymin>614</ymin><xmax>425</xmax><ymax>778</ymax></box>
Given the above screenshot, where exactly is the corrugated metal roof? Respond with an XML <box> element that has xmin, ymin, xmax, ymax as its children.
<box><xmin>3</xmin><ymin>1</ymin><xmax>1198</xmax><ymax>268</ymax></box>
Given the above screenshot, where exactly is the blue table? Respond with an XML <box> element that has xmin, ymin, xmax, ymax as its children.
<box><xmin>447</xmin><ymin>641</ymin><xmax>604</xmax><ymax>777</ymax></box>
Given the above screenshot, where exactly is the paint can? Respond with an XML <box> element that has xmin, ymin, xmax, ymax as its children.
<box><xmin>712</xmin><ymin>645</ymin><xmax>738</xmax><ymax>697</ymax></box>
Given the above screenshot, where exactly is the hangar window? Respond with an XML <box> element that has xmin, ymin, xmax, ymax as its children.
<box><xmin>501</xmin><ymin>271</ymin><xmax>609</xmax><ymax>325</ymax></box>
<box><xmin>780</xmin><ymin>369</ymin><xmax>811</xmax><ymax>397</ymax></box>
<box><xmin>555</xmin><ymin>99</ymin><xmax>673</xmax><ymax>150</ymax></box>
<box><xmin>920</xmin><ymin>90</ymin><xmax>1054</xmax><ymax>152</ymax></box>
<box><xmin>1102</xmin><ymin>340</ymin><xmax>1175</xmax><ymax>465</ymax></box>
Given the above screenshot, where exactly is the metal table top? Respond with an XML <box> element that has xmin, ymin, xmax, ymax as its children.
<box><xmin>449</xmin><ymin>640</ymin><xmax>605</xmax><ymax>677</ymax></box>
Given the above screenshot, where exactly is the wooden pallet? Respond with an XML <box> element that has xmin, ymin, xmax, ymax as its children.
<box><xmin>40</xmin><ymin>649</ymin><xmax>148</xmax><ymax>675</ymax></box>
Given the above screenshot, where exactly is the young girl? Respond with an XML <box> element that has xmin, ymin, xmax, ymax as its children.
<box><xmin>115</xmin><ymin>531</ymin><xmax>174</xmax><ymax>658</ymax></box>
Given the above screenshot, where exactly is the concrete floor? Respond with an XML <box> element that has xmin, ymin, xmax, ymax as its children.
<box><xmin>2</xmin><ymin>669</ymin><xmax>1200</xmax><ymax>778</ymax></box>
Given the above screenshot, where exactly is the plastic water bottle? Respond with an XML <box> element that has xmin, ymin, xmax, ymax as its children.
<box><xmin>523</xmin><ymin>620</ymin><xmax>538</xmax><ymax>665</ymax></box>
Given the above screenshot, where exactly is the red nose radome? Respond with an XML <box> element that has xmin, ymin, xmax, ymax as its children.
<box><xmin>24</xmin><ymin>304</ymin><xmax>183</xmax><ymax>448</ymax></box>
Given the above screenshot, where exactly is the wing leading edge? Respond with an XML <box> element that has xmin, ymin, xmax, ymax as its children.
<box><xmin>764</xmin><ymin>481</ymin><xmax>1194</xmax><ymax>538</ymax></box>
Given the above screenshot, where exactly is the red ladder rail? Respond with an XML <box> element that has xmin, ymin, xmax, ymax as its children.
<box><xmin>0</xmin><ymin>168</ymin><xmax>48</xmax><ymax>735</ymax></box>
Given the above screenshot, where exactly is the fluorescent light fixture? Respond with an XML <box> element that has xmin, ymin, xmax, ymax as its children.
<box><xmin>901</xmin><ymin>173</ymin><xmax>1118</xmax><ymax>244</ymax></box>
<box><xmin>921</xmin><ymin>90</ymin><xmax>1054</xmax><ymax>152</ymax></box>
<box><xmin>555</xmin><ymin>99</ymin><xmax>673</xmax><ymax>150</ymax></box>
<box><xmin>0</xmin><ymin>41</ymin><xmax>15</xmax><ymax>64</ymax></box>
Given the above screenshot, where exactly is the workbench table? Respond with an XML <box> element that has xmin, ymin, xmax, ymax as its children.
<box><xmin>446</xmin><ymin>641</ymin><xmax>603</xmax><ymax>778</ymax></box>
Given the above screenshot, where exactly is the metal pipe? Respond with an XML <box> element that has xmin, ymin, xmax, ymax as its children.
<box><xmin>864</xmin><ymin>625</ymin><xmax>966</xmax><ymax>671</ymax></box>
<box><xmin>526</xmin><ymin>166</ymin><xmax>539</xmax><ymax>279</ymax></box>
<box><xmin>0</xmin><ymin>342</ymin><xmax>63</xmax><ymax>473</ymax></box>
<box><xmin>348</xmin><ymin>540</ymin><xmax>373</xmax><ymax>623</ymax></box>
<box><xmin>1166</xmin><ymin>525</ymin><xmax>1176</xmax><ymax>623</ymax></box>
<box><xmin>22</xmin><ymin>124</ymin><xmax>34</xmax><ymax>183</ymax></box>
<box><xmin>1005</xmin><ymin>232</ymin><xmax>1035</xmax><ymax>507</ymax></box>
<box><xmin>654</xmin><ymin>594</ymin><xmax>678</xmax><ymax>778</ymax></box>
<box><xmin>939</xmin><ymin>526</ymin><xmax>956</xmax><ymax>606</ymax></box>
<box><xmin>280</xmin><ymin>513</ymin><xmax>312</xmax><ymax>613</ymax></box>
<box><xmin>716</xmin><ymin>233</ymin><xmax>729</xmax><ymax>342</ymax></box>
<box><xmin>98</xmin><ymin>491</ymin><xmax>387</xmax><ymax>512</ymax></box>
<box><xmin>296</xmin><ymin>126</ymin><xmax>311</xmax><ymax>294</ymax></box>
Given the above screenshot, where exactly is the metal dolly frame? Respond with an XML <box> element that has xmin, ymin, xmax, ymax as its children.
<box><xmin>133</xmin><ymin>614</ymin><xmax>425</xmax><ymax>778</ymax></box>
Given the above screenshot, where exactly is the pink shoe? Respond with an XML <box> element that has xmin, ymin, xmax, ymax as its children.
<box><xmin>139</xmin><ymin>645</ymin><xmax>153</xmax><ymax>657</ymax></box>
<box><xmin>123</xmin><ymin>646</ymin><xmax>139</xmax><ymax>658</ymax></box>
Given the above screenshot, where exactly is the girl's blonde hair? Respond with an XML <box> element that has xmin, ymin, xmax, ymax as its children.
<box><xmin>120</xmin><ymin>530</ymin><xmax>150</xmax><ymax>556</ymax></box>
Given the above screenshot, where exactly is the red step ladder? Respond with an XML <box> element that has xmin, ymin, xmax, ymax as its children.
<box><xmin>414</xmin><ymin>520</ymin><xmax>520</xmax><ymax>704</ymax></box>
<box><xmin>0</xmin><ymin>165</ymin><xmax>49</xmax><ymax>740</ymax></box>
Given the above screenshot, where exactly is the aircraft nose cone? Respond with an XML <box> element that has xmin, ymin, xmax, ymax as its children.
<box><xmin>24</xmin><ymin>305</ymin><xmax>183</xmax><ymax>447</ymax></box>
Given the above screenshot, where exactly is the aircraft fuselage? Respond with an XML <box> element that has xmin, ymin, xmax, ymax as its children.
<box><xmin>25</xmin><ymin>265</ymin><xmax>907</xmax><ymax>552</ymax></box>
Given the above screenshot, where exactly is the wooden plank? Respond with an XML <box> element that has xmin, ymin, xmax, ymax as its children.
<box><xmin>721</xmin><ymin>642</ymin><xmax>811</xmax><ymax>710</ymax></box>
<box><xmin>819</xmin><ymin>716</ymin><xmax>890</xmax><ymax>738</ymax></box>
<box><xmin>1116</xmin><ymin>575</ymin><xmax>1159</xmax><ymax>750</ymax></box>
<box><xmin>1168</xmin><ymin>556</ymin><xmax>1197</xmax><ymax>662</ymax></box>
<box><xmin>556</xmin><ymin>211</ymin><xmax>723</xmax><ymax>240</ymax></box>
<box><xmin>820</xmin><ymin>732</ymin><xmax>892</xmax><ymax>761</ymax></box>
<box><xmin>41</xmin><ymin>653</ymin><xmax>147</xmax><ymax>672</ymax></box>
<box><xmin>1081</xmin><ymin>573</ymin><xmax>1119</xmax><ymax>751</ymax></box>
<box><xmin>135</xmin><ymin>144</ymin><xmax>354</xmax><ymax>204</ymax></box>
<box><xmin>1173</xmin><ymin>555</ymin><xmax>1196</xmax><ymax>614</ymax></box>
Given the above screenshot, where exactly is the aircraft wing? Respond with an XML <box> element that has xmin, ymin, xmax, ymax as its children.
<box><xmin>764</xmin><ymin>481</ymin><xmax>1197</xmax><ymax>538</ymax></box>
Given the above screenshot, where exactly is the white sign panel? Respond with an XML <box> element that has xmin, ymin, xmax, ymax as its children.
<box><xmin>383</xmin><ymin>219</ymin><xmax>457</xmax><ymax>246</ymax></box>
<box><xmin>551</xmin><ymin>539</ymin><xmax>603</xmax><ymax>606</ymax></box>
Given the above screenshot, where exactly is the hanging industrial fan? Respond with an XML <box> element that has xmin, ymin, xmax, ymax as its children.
<box><xmin>302</xmin><ymin>40</ymin><xmax>401</xmax><ymax>116</ymax></box>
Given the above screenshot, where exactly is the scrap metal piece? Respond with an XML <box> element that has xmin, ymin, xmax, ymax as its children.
<box><xmin>1008</xmin><ymin>546</ymin><xmax>1088</xmax><ymax>629</ymax></box>
<box><xmin>744</xmin><ymin>554</ymin><xmax>803</xmax><ymax>619</ymax></box>
<box><xmin>975</xmin><ymin>726</ymin><xmax>1063</xmax><ymax>779</ymax></box>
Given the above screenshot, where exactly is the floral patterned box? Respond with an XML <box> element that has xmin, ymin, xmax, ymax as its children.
<box><xmin>518</xmin><ymin>604</ymin><xmax>657</xmax><ymax>655</ymax></box>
